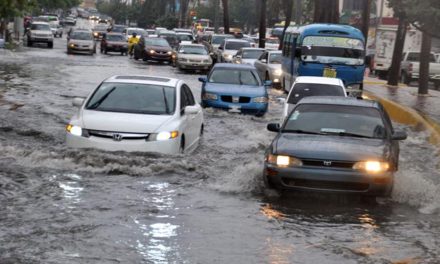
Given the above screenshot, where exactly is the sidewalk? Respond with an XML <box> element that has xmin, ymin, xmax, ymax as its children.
<box><xmin>363</xmin><ymin>76</ymin><xmax>440</xmax><ymax>145</ymax></box>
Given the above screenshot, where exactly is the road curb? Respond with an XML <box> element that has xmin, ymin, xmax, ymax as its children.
<box><xmin>363</xmin><ymin>91</ymin><xmax>440</xmax><ymax>145</ymax></box>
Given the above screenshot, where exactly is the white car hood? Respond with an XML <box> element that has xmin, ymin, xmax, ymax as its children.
<box><xmin>81</xmin><ymin>110</ymin><xmax>173</xmax><ymax>133</ymax></box>
<box><xmin>32</xmin><ymin>30</ymin><xmax>52</xmax><ymax>35</ymax></box>
<box><xmin>241</xmin><ymin>58</ymin><xmax>257</xmax><ymax>65</ymax></box>
<box><xmin>223</xmin><ymin>49</ymin><xmax>238</xmax><ymax>56</ymax></box>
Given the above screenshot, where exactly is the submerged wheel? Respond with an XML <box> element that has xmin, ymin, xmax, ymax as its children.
<box><xmin>179</xmin><ymin>135</ymin><xmax>185</xmax><ymax>154</ymax></box>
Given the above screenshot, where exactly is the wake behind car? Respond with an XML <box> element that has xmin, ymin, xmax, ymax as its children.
<box><xmin>100</xmin><ymin>33</ymin><xmax>128</xmax><ymax>55</ymax></box>
<box><xmin>173</xmin><ymin>44</ymin><xmax>212</xmax><ymax>72</ymax></box>
<box><xmin>26</xmin><ymin>22</ymin><xmax>54</xmax><ymax>48</ymax></box>
<box><xmin>199</xmin><ymin>63</ymin><xmax>270</xmax><ymax>116</ymax></box>
<box><xmin>281</xmin><ymin>76</ymin><xmax>347</xmax><ymax>119</ymax></box>
<box><xmin>134</xmin><ymin>37</ymin><xmax>173</xmax><ymax>63</ymax></box>
<box><xmin>264</xmin><ymin>96</ymin><xmax>407</xmax><ymax>197</ymax></box>
<box><xmin>67</xmin><ymin>30</ymin><xmax>96</xmax><ymax>55</ymax></box>
<box><xmin>66</xmin><ymin>75</ymin><xmax>204</xmax><ymax>154</ymax></box>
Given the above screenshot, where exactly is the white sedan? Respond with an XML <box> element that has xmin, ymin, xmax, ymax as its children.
<box><xmin>66</xmin><ymin>75</ymin><xmax>204</xmax><ymax>154</ymax></box>
<box><xmin>281</xmin><ymin>76</ymin><xmax>347</xmax><ymax>120</ymax></box>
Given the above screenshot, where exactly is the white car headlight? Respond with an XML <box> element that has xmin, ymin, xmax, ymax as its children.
<box><xmin>202</xmin><ymin>92</ymin><xmax>218</xmax><ymax>100</ymax></box>
<box><xmin>224</xmin><ymin>54</ymin><xmax>233</xmax><ymax>60</ymax></box>
<box><xmin>253</xmin><ymin>97</ymin><xmax>268</xmax><ymax>103</ymax></box>
<box><xmin>66</xmin><ymin>124</ymin><xmax>82</xmax><ymax>136</ymax></box>
<box><xmin>156</xmin><ymin>131</ymin><xmax>179</xmax><ymax>141</ymax></box>
<box><xmin>274</xmin><ymin>69</ymin><xmax>282</xmax><ymax>75</ymax></box>
<box><xmin>167</xmin><ymin>51</ymin><xmax>172</xmax><ymax>55</ymax></box>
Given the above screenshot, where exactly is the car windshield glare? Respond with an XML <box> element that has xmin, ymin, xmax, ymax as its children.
<box><xmin>31</xmin><ymin>24</ymin><xmax>50</xmax><ymax>31</ymax></box>
<box><xmin>288</xmin><ymin>83</ymin><xmax>346</xmax><ymax>104</ymax></box>
<box><xmin>242</xmin><ymin>50</ymin><xmax>264</xmax><ymax>59</ymax></box>
<box><xmin>225</xmin><ymin>41</ymin><xmax>251</xmax><ymax>50</ymax></box>
<box><xmin>209</xmin><ymin>69</ymin><xmax>260</xmax><ymax>86</ymax></box>
<box><xmin>269</xmin><ymin>53</ymin><xmax>282</xmax><ymax>64</ymax></box>
<box><xmin>145</xmin><ymin>38</ymin><xmax>170</xmax><ymax>47</ymax></box>
<box><xmin>85</xmin><ymin>83</ymin><xmax>175</xmax><ymax>115</ymax></box>
<box><xmin>284</xmin><ymin>104</ymin><xmax>387</xmax><ymax>139</ymax></box>
<box><xmin>70</xmin><ymin>32</ymin><xmax>93</xmax><ymax>40</ymax></box>
<box><xmin>179</xmin><ymin>46</ymin><xmax>207</xmax><ymax>55</ymax></box>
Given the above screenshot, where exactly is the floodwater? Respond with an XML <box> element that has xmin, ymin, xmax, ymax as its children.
<box><xmin>0</xmin><ymin>19</ymin><xmax>440</xmax><ymax>264</ymax></box>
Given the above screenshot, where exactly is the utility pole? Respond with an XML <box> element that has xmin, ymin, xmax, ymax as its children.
<box><xmin>295</xmin><ymin>0</ymin><xmax>301</xmax><ymax>25</ymax></box>
<box><xmin>258</xmin><ymin>0</ymin><xmax>267</xmax><ymax>48</ymax></box>
<box><xmin>361</xmin><ymin>0</ymin><xmax>372</xmax><ymax>43</ymax></box>
<box><xmin>418</xmin><ymin>32</ymin><xmax>431</xmax><ymax>95</ymax></box>
<box><xmin>214</xmin><ymin>0</ymin><xmax>219</xmax><ymax>33</ymax></box>
<box><xmin>387</xmin><ymin>18</ymin><xmax>408</xmax><ymax>86</ymax></box>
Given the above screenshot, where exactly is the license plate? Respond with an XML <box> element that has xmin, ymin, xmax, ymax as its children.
<box><xmin>228</xmin><ymin>105</ymin><xmax>241</xmax><ymax>113</ymax></box>
<box><xmin>323</xmin><ymin>68</ymin><xmax>337</xmax><ymax>78</ymax></box>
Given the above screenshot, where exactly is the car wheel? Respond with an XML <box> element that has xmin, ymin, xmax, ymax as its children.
<box><xmin>121</xmin><ymin>51</ymin><xmax>124</xmax><ymax>56</ymax></box>
<box><xmin>179</xmin><ymin>135</ymin><xmax>185</xmax><ymax>154</ymax></box>
<box><xmin>265</xmin><ymin>72</ymin><xmax>270</xmax><ymax>81</ymax></box>
<box><xmin>200</xmin><ymin>125</ymin><xmax>204</xmax><ymax>136</ymax></box>
<box><xmin>48</xmin><ymin>42</ymin><xmax>53</xmax><ymax>48</ymax></box>
<box><xmin>264</xmin><ymin>175</ymin><xmax>277</xmax><ymax>189</ymax></box>
<box><xmin>255</xmin><ymin>111</ymin><xmax>265</xmax><ymax>117</ymax></box>
<box><xmin>434</xmin><ymin>81</ymin><xmax>440</xmax><ymax>90</ymax></box>
<box><xmin>27</xmin><ymin>39</ymin><xmax>32</xmax><ymax>47</ymax></box>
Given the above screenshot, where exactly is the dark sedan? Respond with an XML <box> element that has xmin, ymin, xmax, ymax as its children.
<box><xmin>100</xmin><ymin>33</ymin><xmax>128</xmax><ymax>55</ymax></box>
<box><xmin>133</xmin><ymin>37</ymin><xmax>173</xmax><ymax>63</ymax></box>
<box><xmin>264</xmin><ymin>96</ymin><xmax>407</xmax><ymax>197</ymax></box>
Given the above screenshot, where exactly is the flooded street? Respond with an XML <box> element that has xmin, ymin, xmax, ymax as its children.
<box><xmin>1</xmin><ymin>21</ymin><xmax>440</xmax><ymax>264</ymax></box>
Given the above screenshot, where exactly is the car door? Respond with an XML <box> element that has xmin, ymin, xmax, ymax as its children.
<box><xmin>181</xmin><ymin>85</ymin><xmax>202</xmax><ymax>148</ymax></box>
<box><xmin>254</xmin><ymin>51</ymin><xmax>268</xmax><ymax>79</ymax></box>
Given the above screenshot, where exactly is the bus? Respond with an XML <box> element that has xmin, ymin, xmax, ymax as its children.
<box><xmin>281</xmin><ymin>24</ymin><xmax>366</xmax><ymax>95</ymax></box>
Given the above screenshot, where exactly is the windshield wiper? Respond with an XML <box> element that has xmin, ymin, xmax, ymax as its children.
<box><xmin>322</xmin><ymin>131</ymin><xmax>374</xmax><ymax>139</ymax></box>
<box><xmin>282</xmin><ymin>129</ymin><xmax>324</xmax><ymax>135</ymax></box>
<box><xmin>87</xmin><ymin>87</ymin><xmax>116</xmax><ymax>109</ymax></box>
<box><xmin>162</xmin><ymin>87</ymin><xmax>170</xmax><ymax>114</ymax></box>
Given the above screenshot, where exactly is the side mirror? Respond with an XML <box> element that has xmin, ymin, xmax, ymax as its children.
<box><xmin>72</xmin><ymin>97</ymin><xmax>85</xmax><ymax>107</ymax></box>
<box><xmin>198</xmin><ymin>77</ymin><xmax>208</xmax><ymax>83</ymax></box>
<box><xmin>235</xmin><ymin>55</ymin><xmax>242</xmax><ymax>59</ymax></box>
<box><xmin>184</xmin><ymin>105</ymin><xmax>200</xmax><ymax>115</ymax></box>
<box><xmin>267</xmin><ymin>123</ymin><xmax>280</xmax><ymax>132</ymax></box>
<box><xmin>392</xmin><ymin>130</ymin><xmax>407</xmax><ymax>140</ymax></box>
<box><xmin>218</xmin><ymin>46</ymin><xmax>223</xmax><ymax>50</ymax></box>
<box><xmin>261</xmin><ymin>59</ymin><xmax>267</xmax><ymax>63</ymax></box>
<box><xmin>264</xmin><ymin>80</ymin><xmax>272</xmax><ymax>87</ymax></box>
<box><xmin>277</xmin><ymin>97</ymin><xmax>286</xmax><ymax>103</ymax></box>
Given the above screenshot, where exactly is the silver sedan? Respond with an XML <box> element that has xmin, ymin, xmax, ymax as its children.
<box><xmin>254</xmin><ymin>50</ymin><xmax>283</xmax><ymax>88</ymax></box>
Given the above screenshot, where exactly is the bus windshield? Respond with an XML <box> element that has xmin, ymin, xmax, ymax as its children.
<box><xmin>301</xmin><ymin>36</ymin><xmax>365</xmax><ymax>66</ymax></box>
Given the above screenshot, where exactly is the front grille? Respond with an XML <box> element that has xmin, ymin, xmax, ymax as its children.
<box><xmin>220</xmin><ymin>96</ymin><xmax>251</xmax><ymax>103</ymax></box>
<box><xmin>85</xmin><ymin>129</ymin><xmax>149</xmax><ymax>140</ymax></box>
<box><xmin>189</xmin><ymin>59</ymin><xmax>201</xmax><ymax>63</ymax></box>
<box><xmin>301</xmin><ymin>159</ymin><xmax>355</xmax><ymax>169</ymax></box>
<box><xmin>282</xmin><ymin>178</ymin><xmax>369</xmax><ymax>191</ymax></box>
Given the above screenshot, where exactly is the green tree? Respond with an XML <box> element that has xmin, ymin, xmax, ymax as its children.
<box><xmin>0</xmin><ymin>0</ymin><xmax>34</xmax><ymax>41</ymax></box>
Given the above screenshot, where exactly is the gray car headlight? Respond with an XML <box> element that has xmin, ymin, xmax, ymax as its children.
<box><xmin>266</xmin><ymin>154</ymin><xmax>303</xmax><ymax>168</ymax></box>
<box><xmin>66</xmin><ymin>124</ymin><xmax>82</xmax><ymax>136</ymax></box>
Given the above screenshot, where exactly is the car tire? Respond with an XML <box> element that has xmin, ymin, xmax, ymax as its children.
<box><xmin>48</xmin><ymin>42</ymin><xmax>53</xmax><ymax>48</ymax></box>
<box><xmin>179</xmin><ymin>135</ymin><xmax>185</xmax><ymax>154</ymax></box>
<box><xmin>255</xmin><ymin>111</ymin><xmax>266</xmax><ymax>117</ymax></box>
<box><xmin>434</xmin><ymin>81</ymin><xmax>440</xmax><ymax>90</ymax></box>
<box><xmin>27</xmin><ymin>39</ymin><xmax>32</xmax><ymax>47</ymax></box>
<box><xmin>265</xmin><ymin>72</ymin><xmax>270</xmax><ymax>81</ymax></box>
<box><xmin>104</xmin><ymin>49</ymin><xmax>108</xmax><ymax>54</ymax></box>
<box><xmin>264</xmin><ymin>175</ymin><xmax>277</xmax><ymax>189</ymax></box>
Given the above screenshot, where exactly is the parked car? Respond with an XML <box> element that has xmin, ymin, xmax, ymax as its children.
<box><xmin>49</xmin><ymin>23</ymin><xmax>63</xmax><ymax>38</ymax></box>
<box><xmin>159</xmin><ymin>31</ymin><xmax>179</xmax><ymax>49</ymax></box>
<box><xmin>281</xmin><ymin>77</ymin><xmax>347</xmax><ymax>120</ymax></box>
<box><xmin>232</xmin><ymin>47</ymin><xmax>265</xmax><ymax>65</ymax></box>
<box><xmin>92</xmin><ymin>24</ymin><xmax>109</xmax><ymax>40</ymax></box>
<box><xmin>133</xmin><ymin>37</ymin><xmax>173</xmax><ymax>63</ymax></box>
<box><xmin>100</xmin><ymin>33</ymin><xmax>128</xmax><ymax>55</ymax></box>
<box><xmin>26</xmin><ymin>22</ymin><xmax>54</xmax><ymax>48</ymax></box>
<box><xmin>67</xmin><ymin>30</ymin><xmax>96</xmax><ymax>55</ymax></box>
<box><xmin>199</xmin><ymin>63</ymin><xmax>270</xmax><ymax>116</ymax></box>
<box><xmin>217</xmin><ymin>39</ymin><xmax>252</xmax><ymax>63</ymax></box>
<box><xmin>400</xmin><ymin>51</ymin><xmax>440</xmax><ymax>88</ymax></box>
<box><xmin>173</xmin><ymin>44</ymin><xmax>212</xmax><ymax>71</ymax></box>
<box><xmin>176</xmin><ymin>32</ymin><xmax>195</xmax><ymax>44</ymax></box>
<box><xmin>264</xmin><ymin>96</ymin><xmax>407</xmax><ymax>197</ymax></box>
<box><xmin>66</xmin><ymin>75</ymin><xmax>204</xmax><ymax>154</ymax></box>
<box><xmin>254</xmin><ymin>50</ymin><xmax>283</xmax><ymax>88</ymax></box>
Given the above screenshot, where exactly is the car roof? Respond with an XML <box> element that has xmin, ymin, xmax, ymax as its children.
<box><xmin>240</xmin><ymin>47</ymin><xmax>265</xmax><ymax>51</ymax></box>
<box><xmin>176</xmin><ymin>32</ymin><xmax>192</xmax><ymax>35</ymax></box>
<box><xmin>32</xmin><ymin>21</ymin><xmax>50</xmax><ymax>25</ymax></box>
<box><xmin>297</xmin><ymin>96</ymin><xmax>380</xmax><ymax>109</ymax></box>
<box><xmin>295</xmin><ymin>76</ymin><xmax>343</xmax><ymax>86</ymax></box>
<box><xmin>225</xmin><ymin>39</ymin><xmax>250</xmax><ymax>43</ymax></box>
<box><xmin>104</xmin><ymin>75</ymin><xmax>180</xmax><ymax>87</ymax></box>
<box><xmin>179</xmin><ymin>43</ymin><xmax>204</xmax><ymax>47</ymax></box>
<box><xmin>212</xmin><ymin>63</ymin><xmax>256</xmax><ymax>70</ymax></box>
<box><xmin>268</xmin><ymin>50</ymin><xmax>282</xmax><ymax>54</ymax></box>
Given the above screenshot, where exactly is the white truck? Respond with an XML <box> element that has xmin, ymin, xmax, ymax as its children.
<box><xmin>373</xmin><ymin>23</ymin><xmax>422</xmax><ymax>79</ymax></box>
<box><xmin>400</xmin><ymin>51</ymin><xmax>440</xmax><ymax>88</ymax></box>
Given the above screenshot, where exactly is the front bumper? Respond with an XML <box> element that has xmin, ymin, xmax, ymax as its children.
<box><xmin>264</xmin><ymin>164</ymin><xmax>393</xmax><ymax>196</ymax></box>
<box><xmin>105</xmin><ymin>45</ymin><xmax>128</xmax><ymax>52</ymax></box>
<box><xmin>202</xmin><ymin>98</ymin><xmax>268</xmax><ymax>115</ymax></box>
<box><xmin>66</xmin><ymin>133</ymin><xmax>181</xmax><ymax>154</ymax></box>
<box><xmin>29</xmin><ymin>37</ymin><xmax>53</xmax><ymax>43</ymax></box>
<box><xmin>146</xmin><ymin>53</ymin><xmax>172</xmax><ymax>61</ymax></box>
<box><xmin>177</xmin><ymin>61</ymin><xmax>211</xmax><ymax>70</ymax></box>
<box><xmin>68</xmin><ymin>47</ymin><xmax>94</xmax><ymax>54</ymax></box>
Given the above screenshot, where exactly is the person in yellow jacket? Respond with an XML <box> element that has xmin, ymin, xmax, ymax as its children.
<box><xmin>128</xmin><ymin>32</ymin><xmax>139</xmax><ymax>58</ymax></box>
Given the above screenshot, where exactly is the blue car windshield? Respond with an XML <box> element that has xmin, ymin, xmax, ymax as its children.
<box><xmin>284</xmin><ymin>104</ymin><xmax>387</xmax><ymax>139</ymax></box>
<box><xmin>209</xmin><ymin>69</ymin><xmax>260</xmax><ymax>86</ymax></box>
<box><xmin>301</xmin><ymin>36</ymin><xmax>365</xmax><ymax>66</ymax></box>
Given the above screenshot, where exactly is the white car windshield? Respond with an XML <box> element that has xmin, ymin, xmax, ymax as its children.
<box><xmin>242</xmin><ymin>50</ymin><xmax>264</xmax><ymax>59</ymax></box>
<box><xmin>209</xmin><ymin>69</ymin><xmax>260</xmax><ymax>86</ymax></box>
<box><xmin>301</xmin><ymin>36</ymin><xmax>365</xmax><ymax>66</ymax></box>
<box><xmin>86</xmin><ymin>83</ymin><xmax>175</xmax><ymax>115</ymax></box>
<box><xmin>179</xmin><ymin>46</ymin><xmax>208</xmax><ymax>55</ymax></box>
<box><xmin>284</xmin><ymin>104</ymin><xmax>386</xmax><ymax>139</ymax></box>
<box><xmin>288</xmin><ymin>83</ymin><xmax>346</xmax><ymax>104</ymax></box>
<box><xmin>225</xmin><ymin>41</ymin><xmax>251</xmax><ymax>50</ymax></box>
<box><xmin>31</xmin><ymin>24</ymin><xmax>50</xmax><ymax>31</ymax></box>
<box><xmin>70</xmin><ymin>32</ymin><xmax>93</xmax><ymax>40</ymax></box>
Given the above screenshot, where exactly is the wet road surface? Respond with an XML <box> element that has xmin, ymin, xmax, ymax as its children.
<box><xmin>1</xmin><ymin>20</ymin><xmax>440</xmax><ymax>263</ymax></box>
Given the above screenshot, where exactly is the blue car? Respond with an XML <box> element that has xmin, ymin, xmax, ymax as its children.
<box><xmin>199</xmin><ymin>63</ymin><xmax>270</xmax><ymax>116</ymax></box>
